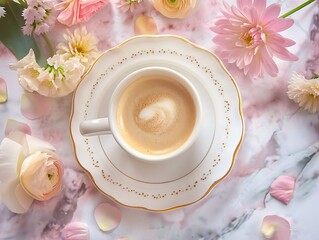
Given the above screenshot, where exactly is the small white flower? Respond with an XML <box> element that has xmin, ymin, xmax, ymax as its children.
<box><xmin>10</xmin><ymin>49</ymin><xmax>85</xmax><ymax>97</ymax></box>
<box><xmin>57</xmin><ymin>27</ymin><xmax>100</xmax><ymax>70</ymax></box>
<box><xmin>9</xmin><ymin>49</ymin><xmax>42</xmax><ymax>92</ymax></box>
<box><xmin>0</xmin><ymin>6</ymin><xmax>6</xmax><ymax>18</ymax></box>
<box><xmin>287</xmin><ymin>73</ymin><xmax>319</xmax><ymax>113</ymax></box>
<box><xmin>37</xmin><ymin>54</ymin><xmax>86</xmax><ymax>97</ymax></box>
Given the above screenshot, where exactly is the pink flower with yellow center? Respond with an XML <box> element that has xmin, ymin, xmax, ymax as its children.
<box><xmin>211</xmin><ymin>0</ymin><xmax>298</xmax><ymax>78</ymax></box>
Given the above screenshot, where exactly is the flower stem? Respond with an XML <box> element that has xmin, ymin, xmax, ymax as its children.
<box><xmin>42</xmin><ymin>33</ymin><xmax>54</xmax><ymax>57</ymax></box>
<box><xmin>281</xmin><ymin>0</ymin><xmax>316</xmax><ymax>18</ymax></box>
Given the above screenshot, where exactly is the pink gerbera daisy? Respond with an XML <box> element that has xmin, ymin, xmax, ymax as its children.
<box><xmin>211</xmin><ymin>0</ymin><xmax>298</xmax><ymax>78</ymax></box>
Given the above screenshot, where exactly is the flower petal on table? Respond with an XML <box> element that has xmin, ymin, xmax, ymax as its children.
<box><xmin>20</xmin><ymin>92</ymin><xmax>48</xmax><ymax>120</ymax></box>
<box><xmin>5</xmin><ymin>119</ymin><xmax>31</xmax><ymax>137</ymax></box>
<box><xmin>62</xmin><ymin>222</ymin><xmax>89</xmax><ymax>240</ymax></box>
<box><xmin>134</xmin><ymin>15</ymin><xmax>158</xmax><ymax>35</ymax></box>
<box><xmin>0</xmin><ymin>137</ymin><xmax>23</xmax><ymax>182</ymax></box>
<box><xmin>6</xmin><ymin>131</ymin><xmax>26</xmax><ymax>146</ymax></box>
<box><xmin>261</xmin><ymin>215</ymin><xmax>290</xmax><ymax>240</ymax></box>
<box><xmin>270</xmin><ymin>175</ymin><xmax>295</xmax><ymax>205</ymax></box>
<box><xmin>0</xmin><ymin>77</ymin><xmax>7</xmax><ymax>103</ymax></box>
<box><xmin>25</xmin><ymin>134</ymin><xmax>56</xmax><ymax>154</ymax></box>
<box><xmin>1</xmin><ymin>178</ymin><xmax>33</xmax><ymax>214</ymax></box>
<box><xmin>94</xmin><ymin>203</ymin><xmax>122</xmax><ymax>232</ymax></box>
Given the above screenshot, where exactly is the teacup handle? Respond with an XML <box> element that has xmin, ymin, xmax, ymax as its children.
<box><xmin>80</xmin><ymin>118</ymin><xmax>111</xmax><ymax>136</ymax></box>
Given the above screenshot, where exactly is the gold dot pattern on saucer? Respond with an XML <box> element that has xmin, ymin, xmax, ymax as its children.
<box><xmin>70</xmin><ymin>35</ymin><xmax>244</xmax><ymax>211</ymax></box>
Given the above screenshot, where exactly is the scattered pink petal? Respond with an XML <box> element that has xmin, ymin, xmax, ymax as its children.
<box><xmin>20</xmin><ymin>92</ymin><xmax>48</xmax><ymax>120</ymax></box>
<box><xmin>261</xmin><ymin>215</ymin><xmax>290</xmax><ymax>240</ymax></box>
<box><xmin>117</xmin><ymin>237</ymin><xmax>129</xmax><ymax>240</ymax></box>
<box><xmin>270</xmin><ymin>176</ymin><xmax>295</xmax><ymax>205</ymax></box>
<box><xmin>5</xmin><ymin>119</ymin><xmax>31</xmax><ymax>137</ymax></box>
<box><xmin>0</xmin><ymin>77</ymin><xmax>7</xmax><ymax>103</ymax></box>
<box><xmin>62</xmin><ymin>222</ymin><xmax>89</xmax><ymax>240</ymax></box>
<box><xmin>134</xmin><ymin>15</ymin><xmax>158</xmax><ymax>35</ymax></box>
<box><xmin>5</xmin><ymin>131</ymin><xmax>26</xmax><ymax>145</ymax></box>
<box><xmin>94</xmin><ymin>203</ymin><xmax>121</xmax><ymax>232</ymax></box>
<box><xmin>162</xmin><ymin>209</ymin><xmax>185</xmax><ymax>222</ymax></box>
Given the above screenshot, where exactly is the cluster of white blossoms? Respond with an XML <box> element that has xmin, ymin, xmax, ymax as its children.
<box><xmin>10</xmin><ymin>27</ymin><xmax>99</xmax><ymax>97</ymax></box>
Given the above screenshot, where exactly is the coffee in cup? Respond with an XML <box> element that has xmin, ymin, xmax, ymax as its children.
<box><xmin>116</xmin><ymin>75</ymin><xmax>196</xmax><ymax>156</ymax></box>
<box><xmin>80</xmin><ymin>67</ymin><xmax>202</xmax><ymax>162</ymax></box>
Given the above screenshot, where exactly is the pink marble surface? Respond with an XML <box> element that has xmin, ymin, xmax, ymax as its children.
<box><xmin>1</xmin><ymin>0</ymin><xmax>319</xmax><ymax>239</ymax></box>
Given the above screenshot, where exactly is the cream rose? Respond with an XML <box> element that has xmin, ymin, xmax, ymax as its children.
<box><xmin>152</xmin><ymin>0</ymin><xmax>197</xmax><ymax>19</ymax></box>
<box><xmin>20</xmin><ymin>151</ymin><xmax>63</xmax><ymax>201</ymax></box>
<box><xmin>0</xmin><ymin>133</ymin><xmax>64</xmax><ymax>213</ymax></box>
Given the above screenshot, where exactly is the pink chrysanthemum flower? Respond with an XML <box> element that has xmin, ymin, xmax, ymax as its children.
<box><xmin>211</xmin><ymin>0</ymin><xmax>298</xmax><ymax>78</ymax></box>
<box><xmin>22</xmin><ymin>0</ymin><xmax>56</xmax><ymax>36</ymax></box>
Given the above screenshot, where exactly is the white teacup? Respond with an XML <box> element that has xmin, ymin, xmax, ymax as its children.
<box><xmin>80</xmin><ymin>67</ymin><xmax>202</xmax><ymax>162</ymax></box>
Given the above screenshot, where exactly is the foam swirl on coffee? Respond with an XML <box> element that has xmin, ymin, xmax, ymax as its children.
<box><xmin>136</xmin><ymin>98</ymin><xmax>177</xmax><ymax>133</ymax></box>
<box><xmin>116</xmin><ymin>77</ymin><xmax>196</xmax><ymax>156</ymax></box>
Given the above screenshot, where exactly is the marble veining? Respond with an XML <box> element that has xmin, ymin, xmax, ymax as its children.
<box><xmin>1</xmin><ymin>0</ymin><xmax>319</xmax><ymax>239</ymax></box>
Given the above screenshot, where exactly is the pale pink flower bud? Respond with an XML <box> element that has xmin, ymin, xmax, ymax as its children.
<box><xmin>62</xmin><ymin>222</ymin><xmax>89</xmax><ymax>240</ymax></box>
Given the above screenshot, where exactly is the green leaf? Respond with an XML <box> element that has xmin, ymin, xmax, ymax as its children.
<box><xmin>0</xmin><ymin>0</ymin><xmax>46</xmax><ymax>66</ymax></box>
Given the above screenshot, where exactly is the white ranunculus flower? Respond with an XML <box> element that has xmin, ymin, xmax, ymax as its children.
<box><xmin>20</xmin><ymin>151</ymin><xmax>63</xmax><ymax>201</ymax></box>
<box><xmin>0</xmin><ymin>134</ymin><xmax>63</xmax><ymax>214</ymax></box>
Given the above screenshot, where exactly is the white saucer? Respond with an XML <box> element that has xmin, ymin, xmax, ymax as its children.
<box><xmin>70</xmin><ymin>35</ymin><xmax>244</xmax><ymax>211</ymax></box>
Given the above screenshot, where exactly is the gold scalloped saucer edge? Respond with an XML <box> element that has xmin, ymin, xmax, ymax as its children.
<box><xmin>69</xmin><ymin>34</ymin><xmax>245</xmax><ymax>212</ymax></box>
